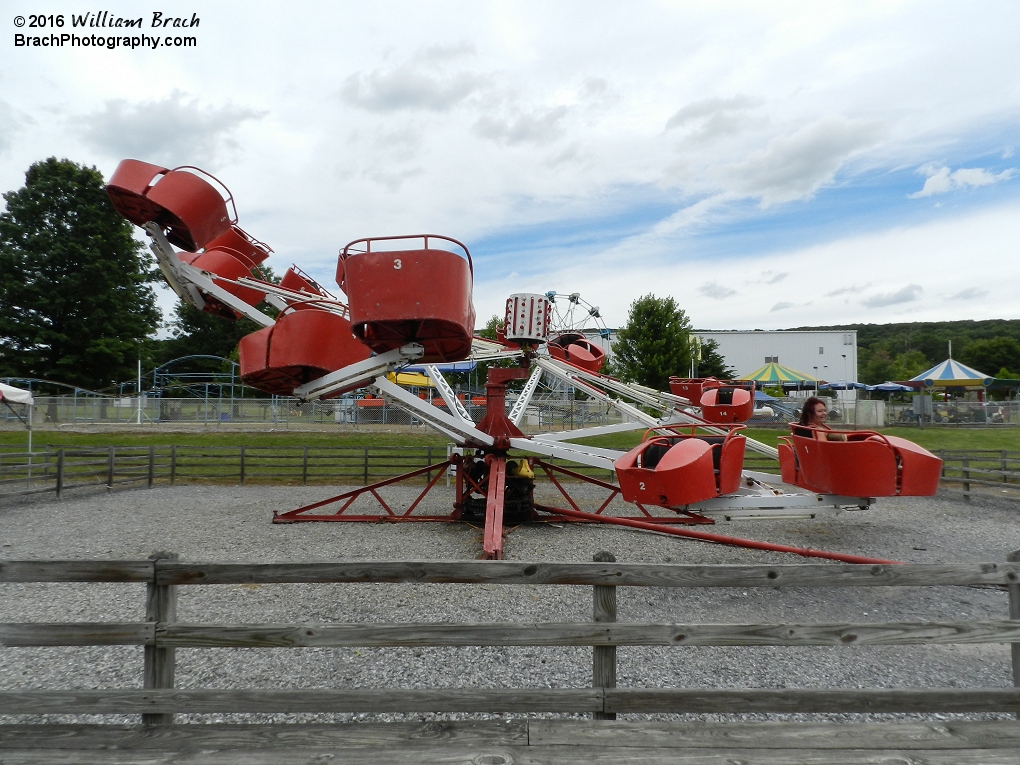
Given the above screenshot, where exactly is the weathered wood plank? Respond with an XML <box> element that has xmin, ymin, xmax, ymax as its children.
<box><xmin>6</xmin><ymin>720</ymin><xmax>1020</xmax><ymax>752</ymax></box>
<box><xmin>2</xmin><ymin>745</ymin><xmax>1020</xmax><ymax>764</ymax></box>
<box><xmin>0</xmin><ymin>560</ymin><xmax>153</xmax><ymax>582</ymax></box>
<box><xmin>529</xmin><ymin>719</ymin><xmax>1020</xmax><ymax>749</ymax></box>
<box><xmin>152</xmin><ymin>620</ymin><xmax>1020</xmax><ymax>648</ymax></box>
<box><xmin>0</xmin><ymin>623</ymin><xmax>153</xmax><ymax>646</ymax></box>
<box><xmin>0</xmin><ymin>688</ymin><xmax>604</xmax><ymax>715</ymax></box>
<box><xmin>0</xmin><ymin>721</ymin><xmax>530</xmax><ymax>749</ymax></box>
<box><xmin>5</xmin><ymin>687</ymin><xmax>1020</xmax><ymax>716</ymax></box>
<box><xmin>154</xmin><ymin>560</ymin><xmax>1020</xmax><ymax>587</ymax></box>
<box><xmin>604</xmin><ymin>688</ymin><xmax>1020</xmax><ymax>713</ymax></box>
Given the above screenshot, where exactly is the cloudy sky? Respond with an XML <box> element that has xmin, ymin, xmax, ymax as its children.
<box><xmin>2</xmin><ymin>0</ymin><xmax>1018</xmax><ymax>332</ymax></box>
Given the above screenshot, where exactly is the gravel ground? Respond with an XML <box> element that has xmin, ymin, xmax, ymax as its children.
<box><xmin>2</xmin><ymin>482</ymin><xmax>1019</xmax><ymax>725</ymax></box>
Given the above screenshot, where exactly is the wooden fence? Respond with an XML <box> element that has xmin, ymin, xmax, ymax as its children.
<box><xmin>4</xmin><ymin>554</ymin><xmax>1020</xmax><ymax>762</ymax></box>
<box><xmin>0</xmin><ymin>444</ymin><xmax>780</xmax><ymax>499</ymax></box>
<box><xmin>936</xmin><ymin>449</ymin><xmax>1020</xmax><ymax>502</ymax></box>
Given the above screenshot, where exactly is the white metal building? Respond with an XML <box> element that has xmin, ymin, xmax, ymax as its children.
<box><xmin>694</xmin><ymin>330</ymin><xmax>858</xmax><ymax>383</ymax></box>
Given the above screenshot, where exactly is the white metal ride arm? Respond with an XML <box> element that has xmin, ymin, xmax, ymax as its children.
<box><xmin>508</xmin><ymin>437</ymin><xmax>618</xmax><ymax>471</ymax></box>
<box><xmin>508</xmin><ymin>366</ymin><xmax>544</xmax><ymax>426</ymax></box>
<box><xmin>236</xmin><ymin>277</ymin><xmax>347</xmax><ymax>316</ymax></box>
<box><xmin>537</xmin><ymin>357</ymin><xmax>779</xmax><ymax>460</ymax></box>
<box><xmin>531</xmin><ymin>421</ymin><xmax>647</xmax><ymax>442</ymax></box>
<box><xmin>144</xmin><ymin>223</ymin><xmax>276</xmax><ymax>328</ymax></box>
<box><xmin>423</xmin><ymin>365</ymin><xmax>474</xmax><ymax>427</ymax></box>
<box><xmin>373</xmin><ymin>377</ymin><xmax>494</xmax><ymax>447</ymax></box>
<box><xmin>292</xmin><ymin>344</ymin><xmax>425</xmax><ymax>401</ymax></box>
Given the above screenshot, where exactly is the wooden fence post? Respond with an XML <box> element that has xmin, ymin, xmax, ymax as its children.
<box><xmin>144</xmin><ymin>551</ymin><xmax>179</xmax><ymax>726</ymax></box>
<box><xmin>592</xmin><ymin>550</ymin><xmax>617</xmax><ymax>720</ymax></box>
<box><xmin>963</xmin><ymin>457</ymin><xmax>971</xmax><ymax>503</ymax></box>
<box><xmin>107</xmin><ymin>446</ymin><xmax>115</xmax><ymax>488</ymax></box>
<box><xmin>148</xmin><ymin>446</ymin><xmax>155</xmax><ymax>488</ymax></box>
<box><xmin>1008</xmin><ymin>550</ymin><xmax>1020</xmax><ymax>720</ymax></box>
<box><xmin>302</xmin><ymin>446</ymin><xmax>309</xmax><ymax>486</ymax></box>
<box><xmin>1004</xmin><ymin>450</ymin><xmax>1009</xmax><ymax>485</ymax></box>
<box><xmin>240</xmin><ymin>446</ymin><xmax>246</xmax><ymax>486</ymax></box>
<box><xmin>363</xmin><ymin>446</ymin><xmax>370</xmax><ymax>484</ymax></box>
<box><xmin>170</xmin><ymin>445</ymin><xmax>177</xmax><ymax>485</ymax></box>
<box><xmin>55</xmin><ymin>449</ymin><xmax>64</xmax><ymax>498</ymax></box>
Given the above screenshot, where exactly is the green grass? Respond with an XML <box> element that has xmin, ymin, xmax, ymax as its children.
<box><xmin>0</xmin><ymin>428</ymin><xmax>448</xmax><ymax>450</ymax></box>
<box><xmin>2</xmin><ymin>424</ymin><xmax>1017</xmax><ymax>453</ymax></box>
<box><xmin>571</xmin><ymin>426</ymin><xmax>1020</xmax><ymax>453</ymax></box>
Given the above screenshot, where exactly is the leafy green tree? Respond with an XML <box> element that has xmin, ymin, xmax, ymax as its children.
<box><xmin>606</xmin><ymin>294</ymin><xmax>693</xmax><ymax>389</ymax></box>
<box><xmin>695</xmin><ymin>338</ymin><xmax>736</xmax><ymax>379</ymax></box>
<box><xmin>0</xmin><ymin>158</ymin><xmax>159</xmax><ymax>388</ymax></box>
<box><xmin>958</xmin><ymin>337</ymin><xmax>1020</xmax><ymax>377</ymax></box>
<box><xmin>152</xmin><ymin>266</ymin><xmax>282</xmax><ymax>370</ymax></box>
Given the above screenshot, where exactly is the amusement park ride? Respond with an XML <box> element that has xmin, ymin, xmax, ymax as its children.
<box><xmin>105</xmin><ymin>160</ymin><xmax>943</xmax><ymax>563</ymax></box>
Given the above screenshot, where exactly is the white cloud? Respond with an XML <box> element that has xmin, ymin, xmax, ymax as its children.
<box><xmin>473</xmin><ymin>105</ymin><xmax>571</xmax><ymax>146</ymax></box>
<box><xmin>340</xmin><ymin>67</ymin><xmax>485</xmax><ymax>113</ymax></box>
<box><xmin>910</xmin><ymin>165</ymin><xmax>1016</xmax><ymax>197</ymax></box>
<box><xmin>698</xmin><ymin>281</ymin><xmax>738</xmax><ymax>299</ymax></box>
<box><xmin>948</xmin><ymin>287</ymin><xmax>989</xmax><ymax>301</ymax></box>
<box><xmin>726</xmin><ymin>116</ymin><xmax>887</xmax><ymax>206</ymax></box>
<box><xmin>862</xmin><ymin>284</ymin><xmax>923</xmax><ymax>308</ymax></box>
<box><xmin>80</xmin><ymin>91</ymin><xmax>264</xmax><ymax>168</ymax></box>
<box><xmin>0</xmin><ymin>101</ymin><xmax>26</xmax><ymax>155</ymax></box>
<box><xmin>770</xmin><ymin>301</ymin><xmax>794</xmax><ymax>312</ymax></box>
<box><xmin>825</xmin><ymin>283</ymin><xmax>871</xmax><ymax>298</ymax></box>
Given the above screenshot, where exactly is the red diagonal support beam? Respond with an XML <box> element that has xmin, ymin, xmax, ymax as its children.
<box><xmin>483</xmin><ymin>456</ymin><xmax>507</xmax><ymax>560</ymax></box>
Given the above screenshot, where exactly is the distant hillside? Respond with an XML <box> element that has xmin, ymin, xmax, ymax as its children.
<box><xmin>787</xmin><ymin>319</ymin><xmax>1020</xmax><ymax>384</ymax></box>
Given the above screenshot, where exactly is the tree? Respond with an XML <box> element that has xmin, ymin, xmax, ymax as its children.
<box><xmin>0</xmin><ymin>158</ymin><xmax>159</xmax><ymax>388</ymax></box>
<box><xmin>605</xmin><ymin>294</ymin><xmax>693</xmax><ymax>390</ymax></box>
<box><xmin>695</xmin><ymin>339</ymin><xmax>736</xmax><ymax>379</ymax></box>
<box><xmin>153</xmin><ymin>266</ymin><xmax>281</xmax><ymax>369</ymax></box>
<box><xmin>958</xmin><ymin>337</ymin><xmax>1020</xmax><ymax>378</ymax></box>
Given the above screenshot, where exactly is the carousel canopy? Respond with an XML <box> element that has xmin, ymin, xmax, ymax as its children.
<box><xmin>742</xmin><ymin>362</ymin><xmax>818</xmax><ymax>384</ymax></box>
<box><xmin>908</xmin><ymin>359</ymin><xmax>991</xmax><ymax>388</ymax></box>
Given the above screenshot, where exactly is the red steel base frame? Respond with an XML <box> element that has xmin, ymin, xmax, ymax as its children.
<box><xmin>272</xmin><ymin>460</ymin><xmax>457</xmax><ymax>522</ymax></box>
<box><xmin>271</xmin><ymin>452</ymin><xmax>901</xmax><ymax>565</ymax></box>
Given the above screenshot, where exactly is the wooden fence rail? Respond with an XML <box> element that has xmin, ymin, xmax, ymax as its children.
<box><xmin>1</xmin><ymin>445</ymin><xmax>1016</xmax><ymax>502</ymax></box>
<box><xmin>6</xmin><ymin>555</ymin><xmax>1020</xmax><ymax>762</ymax></box>
<box><xmin>3</xmin><ymin>557</ymin><xmax>1020</xmax><ymax>719</ymax></box>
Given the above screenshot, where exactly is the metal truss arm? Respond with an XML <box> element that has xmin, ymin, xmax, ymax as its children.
<box><xmin>144</xmin><ymin>223</ymin><xmax>277</xmax><ymax>328</ymax></box>
<box><xmin>508</xmin><ymin>437</ymin><xmax>617</xmax><ymax>470</ymax></box>
<box><xmin>531</xmin><ymin>420</ymin><xmax>647</xmax><ymax>442</ymax></box>
<box><xmin>508</xmin><ymin>366</ymin><xmax>543</xmax><ymax>426</ymax></box>
<box><xmin>423</xmin><ymin>365</ymin><xmax>474</xmax><ymax>426</ymax></box>
<box><xmin>373</xmin><ymin>377</ymin><xmax>494</xmax><ymax>447</ymax></box>
<box><xmin>292</xmin><ymin>344</ymin><xmax>424</xmax><ymax>401</ymax></box>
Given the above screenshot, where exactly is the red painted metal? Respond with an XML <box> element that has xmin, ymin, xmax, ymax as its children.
<box><xmin>105</xmin><ymin>161</ymin><xmax>237</xmax><ymax>251</ymax></box>
<box><xmin>338</xmin><ymin>235</ymin><xmax>475</xmax><ymax>363</ymax></box>
<box><xmin>279</xmin><ymin>266</ymin><xmax>335</xmax><ymax>309</ymax></box>
<box><xmin>238</xmin><ymin>308</ymin><xmax>372</xmax><ymax>396</ymax></box>
<box><xmin>475</xmin><ymin>367</ymin><xmax>530</xmax><ymax>444</ymax></box>
<box><xmin>180</xmin><ymin>248</ymin><xmax>266</xmax><ymax>319</ymax></box>
<box><xmin>105</xmin><ymin>159</ymin><xmax>169</xmax><ymax>225</ymax></box>
<box><xmin>203</xmin><ymin>225</ymin><xmax>272</xmax><ymax>268</ymax></box>
<box><xmin>615</xmin><ymin>425</ymin><xmax>747</xmax><ymax>508</ymax></box>
<box><xmin>483</xmin><ymin>456</ymin><xmax>508</xmax><ymax>559</ymax></box>
<box><xmin>547</xmin><ymin>333</ymin><xmax>606</xmax><ymax>373</ymax></box>
<box><xmin>273</xmin><ymin>460</ymin><xmax>455</xmax><ymax>522</ymax></box>
<box><xmin>145</xmin><ymin>167</ymin><xmax>236</xmax><ymax>251</ymax></box>
<box><xmin>536</xmin><ymin>504</ymin><xmax>903</xmax><ymax>565</ymax></box>
<box><xmin>668</xmin><ymin>377</ymin><xmax>720</xmax><ymax>403</ymax></box>
<box><xmin>531</xmin><ymin>459</ymin><xmax>715</xmax><ymax>525</ymax></box>
<box><xmin>699</xmin><ymin>386</ymin><xmax>754</xmax><ymax>423</ymax></box>
<box><xmin>778</xmin><ymin>427</ymin><xmax>942</xmax><ymax>497</ymax></box>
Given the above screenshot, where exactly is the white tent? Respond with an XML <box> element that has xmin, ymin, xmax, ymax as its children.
<box><xmin>0</xmin><ymin>382</ymin><xmax>35</xmax><ymax>453</ymax></box>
